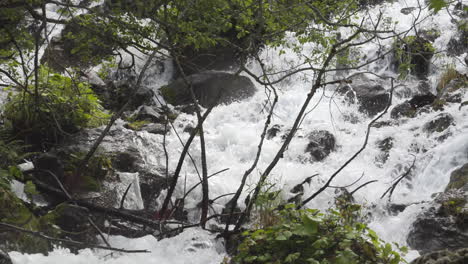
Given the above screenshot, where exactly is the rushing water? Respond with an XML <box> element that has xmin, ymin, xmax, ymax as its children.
<box><xmin>9</xmin><ymin>0</ymin><xmax>468</xmax><ymax>263</ymax></box>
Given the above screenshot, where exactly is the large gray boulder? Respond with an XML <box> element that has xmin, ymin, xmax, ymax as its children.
<box><xmin>0</xmin><ymin>249</ymin><xmax>12</xmax><ymax>264</ymax></box>
<box><xmin>407</xmin><ymin>190</ymin><xmax>468</xmax><ymax>254</ymax></box>
<box><xmin>411</xmin><ymin>247</ymin><xmax>468</xmax><ymax>264</ymax></box>
<box><xmin>160</xmin><ymin>71</ymin><xmax>256</xmax><ymax>107</ymax></box>
<box><xmin>407</xmin><ymin>163</ymin><xmax>468</xmax><ymax>254</ymax></box>
<box><xmin>305</xmin><ymin>130</ymin><xmax>336</xmax><ymax>161</ymax></box>
<box><xmin>423</xmin><ymin>113</ymin><xmax>454</xmax><ymax>134</ymax></box>
<box><xmin>339</xmin><ymin>84</ymin><xmax>390</xmax><ymax>116</ymax></box>
<box><xmin>446</xmin><ymin>163</ymin><xmax>468</xmax><ymax>193</ymax></box>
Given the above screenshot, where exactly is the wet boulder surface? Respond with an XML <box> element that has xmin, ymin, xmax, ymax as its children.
<box><xmin>339</xmin><ymin>84</ymin><xmax>390</xmax><ymax>116</ymax></box>
<box><xmin>161</xmin><ymin>71</ymin><xmax>256</xmax><ymax>108</ymax></box>
<box><xmin>407</xmin><ymin>163</ymin><xmax>468</xmax><ymax>255</ymax></box>
<box><xmin>305</xmin><ymin>130</ymin><xmax>336</xmax><ymax>161</ymax></box>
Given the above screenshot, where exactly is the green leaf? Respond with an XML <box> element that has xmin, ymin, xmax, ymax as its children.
<box><xmin>428</xmin><ymin>0</ymin><xmax>447</xmax><ymax>13</ymax></box>
<box><xmin>24</xmin><ymin>181</ymin><xmax>39</xmax><ymax>197</ymax></box>
<box><xmin>302</xmin><ymin>215</ymin><xmax>318</xmax><ymax>235</ymax></box>
<box><xmin>285</xmin><ymin>252</ymin><xmax>300</xmax><ymax>263</ymax></box>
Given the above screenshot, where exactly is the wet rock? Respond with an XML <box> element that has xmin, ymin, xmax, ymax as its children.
<box><xmin>55</xmin><ymin>203</ymin><xmax>90</xmax><ymax>232</ymax></box>
<box><xmin>407</xmin><ymin>190</ymin><xmax>468</xmax><ymax>254</ymax></box>
<box><xmin>142</xmin><ymin>123</ymin><xmax>169</xmax><ymax>135</ymax></box>
<box><xmin>305</xmin><ymin>130</ymin><xmax>336</xmax><ymax>161</ymax></box>
<box><xmin>100</xmin><ymin>69</ymin><xmax>155</xmax><ymax>111</ymax></box>
<box><xmin>339</xmin><ymin>84</ymin><xmax>389</xmax><ymax>116</ymax></box>
<box><xmin>134</xmin><ymin>105</ymin><xmax>164</xmax><ymax>123</ymax></box>
<box><xmin>391</xmin><ymin>93</ymin><xmax>437</xmax><ymax>119</ymax></box>
<box><xmin>178</xmin><ymin>45</ymin><xmax>241</xmax><ymax>76</ymax></box>
<box><xmin>409</xmin><ymin>93</ymin><xmax>437</xmax><ymax>108</ymax></box>
<box><xmin>423</xmin><ymin>113</ymin><xmax>454</xmax><ymax>134</ymax></box>
<box><xmin>267</xmin><ymin>124</ymin><xmax>282</xmax><ymax>139</ymax></box>
<box><xmin>161</xmin><ymin>71</ymin><xmax>256</xmax><ymax>107</ymax></box>
<box><xmin>454</xmin><ymin>2</ymin><xmax>468</xmax><ymax>18</ymax></box>
<box><xmin>112</xmin><ymin>148</ymin><xmax>143</xmax><ymax>173</ymax></box>
<box><xmin>417</xmin><ymin>81</ymin><xmax>432</xmax><ymax>94</ymax></box>
<box><xmin>388</xmin><ymin>203</ymin><xmax>407</xmax><ymax>215</ymax></box>
<box><xmin>391</xmin><ymin>101</ymin><xmax>415</xmax><ymax>119</ymax></box>
<box><xmin>139</xmin><ymin>171</ymin><xmax>169</xmax><ymax>210</ymax></box>
<box><xmin>33</xmin><ymin>153</ymin><xmax>65</xmax><ymax>186</ymax></box>
<box><xmin>419</xmin><ymin>29</ymin><xmax>441</xmax><ymax>42</ymax></box>
<box><xmin>220</xmin><ymin>201</ymin><xmax>242</xmax><ymax>224</ymax></box>
<box><xmin>447</xmin><ymin>22</ymin><xmax>468</xmax><ymax>56</ymax></box>
<box><xmin>401</xmin><ymin>7</ymin><xmax>416</xmax><ymax>15</ymax></box>
<box><xmin>371</xmin><ymin>120</ymin><xmax>394</xmax><ymax>128</ymax></box>
<box><xmin>375</xmin><ymin>137</ymin><xmax>393</xmax><ymax>165</ymax></box>
<box><xmin>394</xmin><ymin>85</ymin><xmax>413</xmax><ymax>98</ymax></box>
<box><xmin>183</xmin><ymin>124</ymin><xmax>197</xmax><ymax>134</ymax></box>
<box><xmin>446</xmin><ymin>163</ymin><xmax>468</xmax><ymax>192</ymax></box>
<box><xmin>175</xmin><ymin>104</ymin><xmax>198</xmax><ymax>115</ymax></box>
<box><xmin>393</xmin><ymin>36</ymin><xmax>434</xmax><ymax>79</ymax></box>
<box><xmin>410</xmin><ymin>247</ymin><xmax>468</xmax><ymax>264</ymax></box>
<box><xmin>342</xmin><ymin>113</ymin><xmax>360</xmax><ymax>124</ymax></box>
<box><xmin>0</xmin><ymin>249</ymin><xmax>12</xmax><ymax>264</ymax></box>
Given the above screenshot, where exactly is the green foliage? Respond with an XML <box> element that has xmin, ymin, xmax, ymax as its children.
<box><xmin>393</xmin><ymin>36</ymin><xmax>435</xmax><ymax>79</ymax></box>
<box><xmin>0</xmin><ymin>138</ymin><xmax>30</xmax><ymax>190</ymax></box>
<box><xmin>125</xmin><ymin>120</ymin><xmax>151</xmax><ymax>131</ymax></box>
<box><xmin>0</xmin><ymin>187</ymin><xmax>54</xmax><ymax>254</ymax></box>
<box><xmin>60</xmin><ymin>151</ymin><xmax>113</xmax><ymax>193</ymax></box>
<box><xmin>2</xmin><ymin>66</ymin><xmax>109</xmax><ymax>147</ymax></box>
<box><xmin>231</xmin><ymin>204</ymin><xmax>406</xmax><ymax>264</ymax></box>
<box><xmin>97</xmin><ymin>57</ymin><xmax>117</xmax><ymax>81</ymax></box>
<box><xmin>428</xmin><ymin>0</ymin><xmax>448</xmax><ymax>13</ymax></box>
<box><xmin>436</xmin><ymin>66</ymin><xmax>468</xmax><ymax>95</ymax></box>
<box><xmin>251</xmin><ymin>180</ymin><xmax>283</xmax><ymax>228</ymax></box>
<box><xmin>60</xmin><ymin>14</ymin><xmax>122</xmax><ymax>67</ymax></box>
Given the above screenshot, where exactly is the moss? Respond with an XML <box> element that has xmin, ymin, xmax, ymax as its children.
<box><xmin>61</xmin><ymin>151</ymin><xmax>113</xmax><ymax>193</ymax></box>
<box><xmin>160</xmin><ymin>85</ymin><xmax>177</xmax><ymax>105</ymax></box>
<box><xmin>439</xmin><ymin>197</ymin><xmax>466</xmax><ymax>218</ymax></box>
<box><xmin>166</xmin><ymin>112</ymin><xmax>179</xmax><ymax>122</ymax></box>
<box><xmin>432</xmin><ymin>98</ymin><xmax>447</xmax><ymax>111</ymax></box>
<box><xmin>446</xmin><ymin>163</ymin><xmax>468</xmax><ymax>191</ymax></box>
<box><xmin>125</xmin><ymin>120</ymin><xmax>151</xmax><ymax>131</ymax></box>
<box><xmin>0</xmin><ymin>189</ymin><xmax>52</xmax><ymax>253</ymax></box>
<box><xmin>436</xmin><ymin>67</ymin><xmax>467</xmax><ymax>95</ymax></box>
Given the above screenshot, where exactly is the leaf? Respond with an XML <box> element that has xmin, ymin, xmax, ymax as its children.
<box><xmin>24</xmin><ymin>181</ymin><xmax>39</xmax><ymax>197</ymax></box>
<box><xmin>302</xmin><ymin>215</ymin><xmax>319</xmax><ymax>235</ymax></box>
<box><xmin>428</xmin><ymin>0</ymin><xmax>447</xmax><ymax>13</ymax></box>
<box><xmin>285</xmin><ymin>252</ymin><xmax>300</xmax><ymax>263</ymax></box>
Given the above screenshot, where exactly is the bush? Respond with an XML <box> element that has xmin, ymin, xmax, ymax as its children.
<box><xmin>230</xmin><ymin>204</ymin><xmax>406</xmax><ymax>264</ymax></box>
<box><xmin>2</xmin><ymin>67</ymin><xmax>109</xmax><ymax>149</ymax></box>
<box><xmin>394</xmin><ymin>36</ymin><xmax>435</xmax><ymax>79</ymax></box>
<box><xmin>436</xmin><ymin>66</ymin><xmax>467</xmax><ymax>95</ymax></box>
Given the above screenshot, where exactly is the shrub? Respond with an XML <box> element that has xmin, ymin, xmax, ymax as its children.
<box><xmin>394</xmin><ymin>36</ymin><xmax>435</xmax><ymax>79</ymax></box>
<box><xmin>436</xmin><ymin>66</ymin><xmax>467</xmax><ymax>95</ymax></box>
<box><xmin>230</xmin><ymin>204</ymin><xmax>406</xmax><ymax>264</ymax></box>
<box><xmin>2</xmin><ymin>66</ymin><xmax>109</xmax><ymax>149</ymax></box>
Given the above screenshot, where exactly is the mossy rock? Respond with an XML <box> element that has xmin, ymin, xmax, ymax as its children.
<box><xmin>59</xmin><ymin>151</ymin><xmax>113</xmax><ymax>193</ymax></box>
<box><xmin>160</xmin><ymin>85</ymin><xmax>178</xmax><ymax>106</ymax></box>
<box><xmin>446</xmin><ymin>163</ymin><xmax>468</xmax><ymax>192</ymax></box>
<box><xmin>411</xmin><ymin>247</ymin><xmax>468</xmax><ymax>264</ymax></box>
<box><xmin>0</xmin><ymin>189</ymin><xmax>53</xmax><ymax>254</ymax></box>
<box><xmin>423</xmin><ymin>113</ymin><xmax>454</xmax><ymax>134</ymax></box>
<box><xmin>124</xmin><ymin>120</ymin><xmax>151</xmax><ymax>131</ymax></box>
<box><xmin>436</xmin><ymin>68</ymin><xmax>468</xmax><ymax>96</ymax></box>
